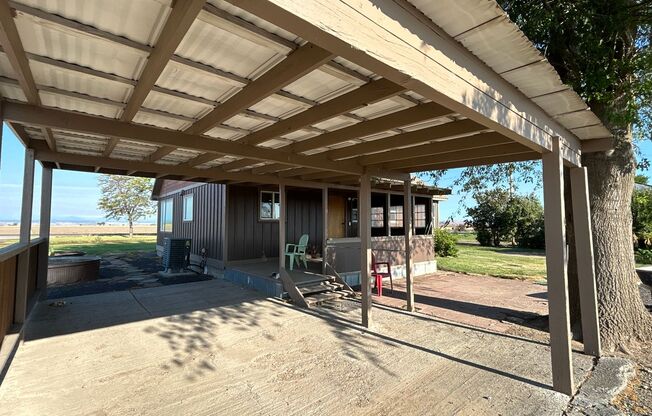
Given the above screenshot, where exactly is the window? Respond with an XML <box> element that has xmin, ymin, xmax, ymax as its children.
<box><xmin>389</xmin><ymin>205</ymin><xmax>403</xmax><ymax>228</ymax></box>
<box><xmin>160</xmin><ymin>198</ymin><xmax>173</xmax><ymax>232</ymax></box>
<box><xmin>414</xmin><ymin>204</ymin><xmax>427</xmax><ymax>228</ymax></box>
<box><xmin>260</xmin><ymin>191</ymin><xmax>280</xmax><ymax>220</ymax></box>
<box><xmin>183</xmin><ymin>194</ymin><xmax>193</xmax><ymax>222</ymax></box>
<box><xmin>371</xmin><ymin>207</ymin><xmax>384</xmax><ymax>228</ymax></box>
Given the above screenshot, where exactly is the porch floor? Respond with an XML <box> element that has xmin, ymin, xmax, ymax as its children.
<box><xmin>0</xmin><ymin>279</ymin><xmax>594</xmax><ymax>415</ymax></box>
<box><xmin>229</xmin><ymin>258</ymin><xmax>327</xmax><ymax>285</ymax></box>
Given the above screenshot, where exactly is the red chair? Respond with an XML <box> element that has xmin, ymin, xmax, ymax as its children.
<box><xmin>371</xmin><ymin>253</ymin><xmax>393</xmax><ymax>297</ymax></box>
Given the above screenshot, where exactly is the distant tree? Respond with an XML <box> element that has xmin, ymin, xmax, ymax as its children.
<box><xmin>97</xmin><ymin>175</ymin><xmax>155</xmax><ymax>237</ymax></box>
<box><xmin>466</xmin><ymin>189</ymin><xmax>518</xmax><ymax>247</ymax></box>
<box><xmin>635</xmin><ymin>174</ymin><xmax>649</xmax><ymax>185</ymax></box>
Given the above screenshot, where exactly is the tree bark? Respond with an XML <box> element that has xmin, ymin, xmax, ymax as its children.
<box><xmin>583</xmin><ymin>136</ymin><xmax>652</xmax><ymax>351</ymax></box>
<box><xmin>129</xmin><ymin>219</ymin><xmax>133</xmax><ymax>238</ymax></box>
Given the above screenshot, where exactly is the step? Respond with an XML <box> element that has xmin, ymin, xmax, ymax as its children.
<box><xmin>299</xmin><ymin>281</ymin><xmax>344</xmax><ymax>295</ymax></box>
<box><xmin>295</xmin><ymin>275</ymin><xmax>335</xmax><ymax>287</ymax></box>
<box><xmin>304</xmin><ymin>289</ymin><xmax>354</xmax><ymax>306</ymax></box>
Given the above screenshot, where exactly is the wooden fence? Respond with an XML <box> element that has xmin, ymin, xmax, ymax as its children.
<box><xmin>0</xmin><ymin>238</ymin><xmax>48</xmax><ymax>348</ymax></box>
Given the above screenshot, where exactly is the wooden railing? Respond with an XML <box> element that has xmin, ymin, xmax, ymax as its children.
<box><xmin>0</xmin><ymin>238</ymin><xmax>49</xmax><ymax>348</ymax></box>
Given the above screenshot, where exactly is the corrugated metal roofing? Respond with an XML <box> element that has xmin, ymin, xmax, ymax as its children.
<box><xmin>408</xmin><ymin>0</ymin><xmax>611</xmax><ymax>140</ymax></box>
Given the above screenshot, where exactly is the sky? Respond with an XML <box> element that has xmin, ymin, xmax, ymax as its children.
<box><xmin>0</xmin><ymin>125</ymin><xmax>651</xmax><ymax>224</ymax></box>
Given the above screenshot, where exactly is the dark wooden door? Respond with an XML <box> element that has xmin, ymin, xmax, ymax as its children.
<box><xmin>328</xmin><ymin>194</ymin><xmax>346</xmax><ymax>238</ymax></box>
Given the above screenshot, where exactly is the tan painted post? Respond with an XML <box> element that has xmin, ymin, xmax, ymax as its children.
<box><xmin>404</xmin><ymin>179</ymin><xmax>414</xmax><ymax>311</ymax></box>
<box><xmin>19</xmin><ymin>148</ymin><xmax>35</xmax><ymax>243</ymax></box>
<box><xmin>542</xmin><ymin>137</ymin><xmax>574</xmax><ymax>395</ymax></box>
<box><xmin>570</xmin><ymin>167</ymin><xmax>601</xmax><ymax>357</ymax></box>
<box><xmin>279</xmin><ymin>184</ymin><xmax>286</xmax><ymax>272</ymax></box>
<box><xmin>386</xmin><ymin>192</ymin><xmax>391</xmax><ymax>237</ymax></box>
<box><xmin>360</xmin><ymin>173</ymin><xmax>372</xmax><ymax>327</ymax></box>
<box><xmin>221</xmin><ymin>184</ymin><xmax>228</xmax><ymax>268</ymax></box>
<box><xmin>37</xmin><ymin>167</ymin><xmax>53</xmax><ymax>292</ymax></box>
<box><xmin>322</xmin><ymin>186</ymin><xmax>328</xmax><ymax>274</ymax></box>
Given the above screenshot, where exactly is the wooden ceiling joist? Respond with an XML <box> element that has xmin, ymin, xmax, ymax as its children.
<box><xmin>3</xmin><ymin>101</ymin><xmax>366</xmax><ymax>175</ymax></box>
<box><xmin>325</xmin><ymin>119</ymin><xmax>486</xmax><ymax>161</ymax></box>
<box><xmin>402</xmin><ymin>151</ymin><xmax>541</xmax><ymax>173</ymax></box>
<box><xmin>378</xmin><ymin>142</ymin><xmax>532</xmax><ymax>171</ymax></box>
<box><xmin>185</xmin><ymin>43</ymin><xmax>334</xmax><ymax>135</ymax></box>
<box><xmin>0</xmin><ymin>0</ymin><xmax>56</xmax><ymax>150</ymax></box>
<box><xmin>216</xmin><ymin>78</ymin><xmax>408</xmax><ymax>171</ymax></box>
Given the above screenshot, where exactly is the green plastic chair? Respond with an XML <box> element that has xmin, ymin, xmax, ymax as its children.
<box><xmin>285</xmin><ymin>234</ymin><xmax>309</xmax><ymax>271</ymax></box>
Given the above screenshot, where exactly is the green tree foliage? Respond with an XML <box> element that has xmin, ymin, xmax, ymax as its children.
<box><xmin>635</xmin><ymin>174</ymin><xmax>650</xmax><ymax>185</ymax></box>
<box><xmin>434</xmin><ymin>228</ymin><xmax>459</xmax><ymax>257</ymax></box>
<box><xmin>467</xmin><ymin>190</ymin><xmax>545</xmax><ymax>249</ymax></box>
<box><xmin>97</xmin><ymin>175</ymin><xmax>155</xmax><ymax>237</ymax></box>
<box><xmin>633</xmin><ymin>187</ymin><xmax>652</xmax><ymax>248</ymax></box>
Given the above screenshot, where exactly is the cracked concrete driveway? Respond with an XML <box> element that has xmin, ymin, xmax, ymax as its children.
<box><xmin>0</xmin><ymin>279</ymin><xmax>593</xmax><ymax>415</ymax></box>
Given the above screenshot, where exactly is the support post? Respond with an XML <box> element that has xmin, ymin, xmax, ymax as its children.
<box><xmin>221</xmin><ymin>184</ymin><xmax>228</xmax><ymax>268</ymax></box>
<box><xmin>570</xmin><ymin>167</ymin><xmax>601</xmax><ymax>357</ymax></box>
<box><xmin>543</xmin><ymin>137</ymin><xmax>574</xmax><ymax>395</ymax></box>
<box><xmin>19</xmin><ymin>148</ymin><xmax>35</xmax><ymax>243</ymax></box>
<box><xmin>279</xmin><ymin>184</ymin><xmax>286</xmax><ymax>273</ymax></box>
<box><xmin>322</xmin><ymin>186</ymin><xmax>328</xmax><ymax>275</ymax></box>
<box><xmin>37</xmin><ymin>167</ymin><xmax>53</xmax><ymax>292</ymax></box>
<box><xmin>360</xmin><ymin>173</ymin><xmax>372</xmax><ymax>327</ymax></box>
<box><xmin>386</xmin><ymin>192</ymin><xmax>391</xmax><ymax>236</ymax></box>
<box><xmin>404</xmin><ymin>179</ymin><xmax>414</xmax><ymax>312</ymax></box>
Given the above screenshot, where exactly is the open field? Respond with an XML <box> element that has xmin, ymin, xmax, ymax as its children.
<box><xmin>438</xmin><ymin>233</ymin><xmax>547</xmax><ymax>281</ymax></box>
<box><xmin>0</xmin><ymin>224</ymin><xmax>156</xmax><ymax>236</ymax></box>
<box><xmin>0</xmin><ymin>234</ymin><xmax>157</xmax><ymax>254</ymax></box>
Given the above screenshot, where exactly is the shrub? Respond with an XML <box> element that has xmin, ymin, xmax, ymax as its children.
<box><xmin>434</xmin><ymin>228</ymin><xmax>459</xmax><ymax>257</ymax></box>
<box><xmin>466</xmin><ymin>189</ymin><xmax>518</xmax><ymax>247</ymax></box>
<box><xmin>633</xmin><ymin>188</ymin><xmax>652</xmax><ymax>249</ymax></box>
<box><xmin>635</xmin><ymin>249</ymin><xmax>652</xmax><ymax>265</ymax></box>
<box><xmin>513</xmin><ymin>195</ymin><xmax>546</xmax><ymax>249</ymax></box>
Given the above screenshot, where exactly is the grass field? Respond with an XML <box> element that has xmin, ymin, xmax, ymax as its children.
<box><xmin>0</xmin><ymin>235</ymin><xmax>157</xmax><ymax>255</ymax></box>
<box><xmin>438</xmin><ymin>232</ymin><xmax>547</xmax><ymax>281</ymax></box>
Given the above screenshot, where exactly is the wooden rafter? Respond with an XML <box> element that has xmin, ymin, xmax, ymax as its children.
<box><xmin>0</xmin><ymin>0</ymin><xmax>55</xmax><ymax>150</ymax></box>
<box><xmin>4</xmin><ymin>101</ymin><xmax>367</xmax><ymax>175</ymax></box>
<box><xmin>104</xmin><ymin>0</ymin><xmax>206</xmax><ymax>157</ymax></box>
<box><xmin>215</xmin><ymin>78</ymin><xmax>408</xmax><ymax>171</ymax></box>
<box><xmin>185</xmin><ymin>43</ymin><xmax>334</xmax><ymax>135</ymax></box>
<box><xmin>399</xmin><ymin>150</ymin><xmax>541</xmax><ymax>173</ymax></box>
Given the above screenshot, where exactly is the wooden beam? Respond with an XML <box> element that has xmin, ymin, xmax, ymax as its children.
<box><xmin>186</xmin><ymin>43</ymin><xmax>334</xmax><ymax>135</ymax></box>
<box><xmin>289</xmin><ymin>102</ymin><xmax>452</xmax><ymax>154</ymax></box>
<box><xmin>19</xmin><ymin>148</ymin><xmax>34</xmax><ymax>243</ymax></box>
<box><xmin>184</xmin><ymin>152</ymin><xmax>222</xmax><ymax>168</ymax></box>
<box><xmin>360</xmin><ymin>173</ymin><xmax>372</xmax><ymax>327</ymax></box>
<box><xmin>146</xmin><ymin>146</ymin><xmax>177</xmax><ymax>163</ymax></box>
<box><xmin>581</xmin><ymin>137</ymin><xmax>614</xmax><ymax>153</ymax></box>
<box><xmin>230</xmin><ymin>0</ymin><xmax>584</xmax><ymax>162</ymax></box>
<box><xmin>569</xmin><ymin>167</ymin><xmax>601</xmax><ymax>357</ymax></box>
<box><xmin>39</xmin><ymin>167</ymin><xmax>52</xmax><ymax>239</ymax></box>
<box><xmin>326</xmin><ymin>119</ymin><xmax>485</xmax><ymax>161</ymax></box>
<box><xmin>402</xmin><ymin>151</ymin><xmax>541</xmax><ymax>172</ymax></box>
<box><xmin>358</xmin><ymin>132</ymin><xmax>511</xmax><ymax>166</ymax></box>
<box><xmin>31</xmin><ymin>144</ymin><xmax>354</xmax><ymax>190</ymax></box>
<box><xmin>404</xmin><ymin>179</ymin><xmax>414</xmax><ymax>312</ymax></box>
<box><xmin>4</xmin><ymin>102</ymin><xmax>366</xmax><ymax>175</ymax></box>
<box><xmin>122</xmin><ymin>0</ymin><xmax>205</xmax><ymax>121</ymax></box>
<box><xmin>322</xmin><ymin>186</ymin><xmax>328</xmax><ymax>274</ymax></box>
<box><xmin>378</xmin><ymin>142</ymin><xmax>529</xmax><ymax>171</ymax></box>
<box><xmin>542</xmin><ymin>137</ymin><xmax>574</xmax><ymax>395</ymax></box>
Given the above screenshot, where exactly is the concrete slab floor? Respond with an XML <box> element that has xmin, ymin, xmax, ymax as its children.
<box><xmin>0</xmin><ymin>279</ymin><xmax>594</xmax><ymax>416</ymax></box>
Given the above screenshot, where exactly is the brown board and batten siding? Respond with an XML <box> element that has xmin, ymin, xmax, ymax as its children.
<box><xmin>156</xmin><ymin>181</ymin><xmax>225</xmax><ymax>262</ymax></box>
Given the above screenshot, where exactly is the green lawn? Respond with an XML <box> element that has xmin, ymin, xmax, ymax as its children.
<box><xmin>438</xmin><ymin>241</ymin><xmax>547</xmax><ymax>282</ymax></box>
<box><xmin>0</xmin><ymin>235</ymin><xmax>157</xmax><ymax>255</ymax></box>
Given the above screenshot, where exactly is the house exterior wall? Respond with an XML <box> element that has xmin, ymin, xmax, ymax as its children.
<box><xmin>226</xmin><ymin>186</ymin><xmax>324</xmax><ymax>262</ymax></box>
<box><xmin>156</xmin><ymin>182</ymin><xmax>226</xmax><ymax>267</ymax></box>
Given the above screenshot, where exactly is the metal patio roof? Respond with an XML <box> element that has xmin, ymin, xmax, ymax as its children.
<box><xmin>0</xmin><ymin>0</ymin><xmax>611</xmax><ymax>187</ymax></box>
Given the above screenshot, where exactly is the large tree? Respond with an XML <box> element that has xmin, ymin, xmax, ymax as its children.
<box><xmin>97</xmin><ymin>175</ymin><xmax>156</xmax><ymax>237</ymax></box>
<box><xmin>501</xmin><ymin>0</ymin><xmax>652</xmax><ymax>351</ymax></box>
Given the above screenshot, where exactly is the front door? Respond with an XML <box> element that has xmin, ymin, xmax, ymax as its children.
<box><xmin>328</xmin><ymin>194</ymin><xmax>346</xmax><ymax>238</ymax></box>
<box><xmin>345</xmin><ymin>197</ymin><xmax>358</xmax><ymax>238</ymax></box>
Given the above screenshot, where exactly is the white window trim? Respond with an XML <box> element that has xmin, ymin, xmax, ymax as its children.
<box><xmin>259</xmin><ymin>190</ymin><xmax>280</xmax><ymax>221</ymax></box>
<box><xmin>160</xmin><ymin>198</ymin><xmax>173</xmax><ymax>233</ymax></box>
<box><xmin>182</xmin><ymin>194</ymin><xmax>193</xmax><ymax>222</ymax></box>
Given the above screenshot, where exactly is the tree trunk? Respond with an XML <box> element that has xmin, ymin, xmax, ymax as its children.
<box><xmin>565</xmin><ymin>168</ymin><xmax>583</xmax><ymax>340</ymax></box>
<box><xmin>583</xmin><ymin>136</ymin><xmax>652</xmax><ymax>351</ymax></box>
<box><xmin>129</xmin><ymin>220</ymin><xmax>133</xmax><ymax>238</ymax></box>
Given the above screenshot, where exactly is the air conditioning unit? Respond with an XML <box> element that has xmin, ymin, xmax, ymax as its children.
<box><xmin>163</xmin><ymin>238</ymin><xmax>191</xmax><ymax>272</ymax></box>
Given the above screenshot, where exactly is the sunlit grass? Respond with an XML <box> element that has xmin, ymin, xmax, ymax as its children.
<box><xmin>0</xmin><ymin>235</ymin><xmax>157</xmax><ymax>255</ymax></box>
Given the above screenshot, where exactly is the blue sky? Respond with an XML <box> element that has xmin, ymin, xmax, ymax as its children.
<box><xmin>0</xmin><ymin>125</ymin><xmax>651</xmax><ymax>223</ymax></box>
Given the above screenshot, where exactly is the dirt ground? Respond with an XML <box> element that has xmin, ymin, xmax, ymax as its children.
<box><xmin>0</xmin><ymin>279</ymin><xmax>594</xmax><ymax>416</ymax></box>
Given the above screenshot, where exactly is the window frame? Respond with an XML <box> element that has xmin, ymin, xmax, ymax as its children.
<box><xmin>371</xmin><ymin>206</ymin><xmax>384</xmax><ymax>228</ymax></box>
<box><xmin>182</xmin><ymin>193</ymin><xmax>194</xmax><ymax>222</ymax></box>
<box><xmin>389</xmin><ymin>205</ymin><xmax>404</xmax><ymax>228</ymax></box>
<box><xmin>259</xmin><ymin>190</ymin><xmax>281</xmax><ymax>221</ymax></box>
<box><xmin>414</xmin><ymin>204</ymin><xmax>427</xmax><ymax>228</ymax></box>
<box><xmin>160</xmin><ymin>198</ymin><xmax>174</xmax><ymax>233</ymax></box>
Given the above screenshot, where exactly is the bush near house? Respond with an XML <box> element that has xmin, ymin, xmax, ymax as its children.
<box><xmin>633</xmin><ymin>187</ymin><xmax>652</xmax><ymax>249</ymax></box>
<box><xmin>434</xmin><ymin>228</ymin><xmax>459</xmax><ymax>257</ymax></box>
<box><xmin>636</xmin><ymin>249</ymin><xmax>652</xmax><ymax>265</ymax></box>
